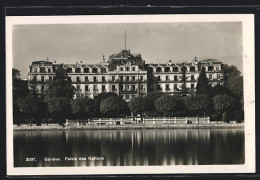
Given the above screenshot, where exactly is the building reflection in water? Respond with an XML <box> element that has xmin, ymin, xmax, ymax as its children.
<box><xmin>13</xmin><ymin>128</ymin><xmax>244</xmax><ymax>167</ymax></box>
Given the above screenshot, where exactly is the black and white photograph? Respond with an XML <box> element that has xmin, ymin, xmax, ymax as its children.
<box><xmin>6</xmin><ymin>15</ymin><xmax>255</xmax><ymax>175</ymax></box>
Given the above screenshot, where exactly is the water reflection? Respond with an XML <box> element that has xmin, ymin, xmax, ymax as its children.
<box><xmin>14</xmin><ymin>129</ymin><xmax>244</xmax><ymax>167</ymax></box>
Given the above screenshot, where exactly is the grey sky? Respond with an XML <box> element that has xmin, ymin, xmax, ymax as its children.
<box><xmin>12</xmin><ymin>22</ymin><xmax>243</xmax><ymax>78</ymax></box>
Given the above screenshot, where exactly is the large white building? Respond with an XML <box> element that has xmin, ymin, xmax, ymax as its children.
<box><xmin>27</xmin><ymin>49</ymin><xmax>224</xmax><ymax>101</ymax></box>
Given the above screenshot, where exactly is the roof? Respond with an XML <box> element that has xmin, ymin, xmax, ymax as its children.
<box><xmin>32</xmin><ymin>60</ymin><xmax>53</xmax><ymax>65</ymax></box>
<box><xmin>200</xmin><ymin>59</ymin><xmax>222</xmax><ymax>63</ymax></box>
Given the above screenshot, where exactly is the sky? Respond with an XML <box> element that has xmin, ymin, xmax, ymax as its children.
<box><xmin>12</xmin><ymin>22</ymin><xmax>243</xmax><ymax>78</ymax></box>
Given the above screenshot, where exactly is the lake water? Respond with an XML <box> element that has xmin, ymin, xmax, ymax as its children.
<box><xmin>13</xmin><ymin>129</ymin><xmax>244</xmax><ymax>167</ymax></box>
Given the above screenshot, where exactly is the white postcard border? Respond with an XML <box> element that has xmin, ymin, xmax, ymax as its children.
<box><xmin>6</xmin><ymin>14</ymin><xmax>255</xmax><ymax>175</ymax></box>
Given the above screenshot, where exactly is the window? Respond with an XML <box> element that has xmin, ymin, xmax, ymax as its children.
<box><xmin>191</xmin><ymin>84</ymin><xmax>194</xmax><ymax>89</ymax></box>
<box><xmin>217</xmin><ymin>74</ymin><xmax>220</xmax><ymax>80</ymax></box>
<box><xmin>216</xmin><ymin>67</ymin><xmax>220</xmax><ymax>71</ymax></box>
<box><xmin>126</xmin><ymin>67</ymin><xmax>130</xmax><ymax>71</ymax></box>
<box><xmin>174</xmin><ymin>76</ymin><xmax>178</xmax><ymax>81</ymax></box>
<box><xmin>209</xmin><ymin>75</ymin><xmax>212</xmax><ymax>80</ymax></box>
<box><xmin>165</xmin><ymin>67</ymin><xmax>170</xmax><ymax>72</ymax></box>
<box><xmin>126</xmin><ymin>85</ymin><xmax>130</xmax><ymax>91</ymax></box>
<box><xmin>93</xmin><ymin>76</ymin><xmax>97</xmax><ymax>82</ymax></box>
<box><xmin>102</xmin><ymin>85</ymin><xmax>106</xmax><ymax>92</ymax></box>
<box><xmin>157</xmin><ymin>85</ymin><xmax>161</xmax><ymax>91</ymax></box>
<box><xmin>208</xmin><ymin>66</ymin><xmax>214</xmax><ymax>71</ymax></box>
<box><xmin>85</xmin><ymin>76</ymin><xmax>88</xmax><ymax>82</ymax></box>
<box><xmin>85</xmin><ymin>85</ymin><xmax>89</xmax><ymax>92</ymax></box>
<box><xmin>132</xmin><ymin>85</ymin><xmax>136</xmax><ymax>91</ymax></box>
<box><xmin>181</xmin><ymin>66</ymin><xmax>187</xmax><ymax>72</ymax></box>
<box><xmin>120</xmin><ymin>76</ymin><xmax>123</xmax><ymax>81</ymax></box>
<box><xmin>132</xmin><ymin>76</ymin><xmax>135</xmax><ymax>81</ymax></box>
<box><xmin>112</xmin><ymin>85</ymin><xmax>116</xmax><ymax>91</ymax></box>
<box><xmin>119</xmin><ymin>84</ymin><xmax>123</xmax><ymax>91</ymax></box>
<box><xmin>101</xmin><ymin>68</ymin><xmax>106</xmax><ymax>73</ymax></box>
<box><xmin>126</xmin><ymin>76</ymin><xmax>130</xmax><ymax>81</ymax></box>
<box><xmin>92</xmin><ymin>68</ymin><xmax>98</xmax><ymax>73</ymax></box>
<box><xmin>166</xmin><ymin>76</ymin><xmax>169</xmax><ymax>81</ymax></box>
<box><xmin>132</xmin><ymin>67</ymin><xmax>136</xmax><ymax>71</ymax></box>
<box><xmin>41</xmin><ymin>86</ymin><xmax>44</xmax><ymax>91</ymax></box>
<box><xmin>48</xmin><ymin>68</ymin><xmax>51</xmax><ymax>73</ymax></box>
<box><xmin>67</xmin><ymin>68</ymin><xmax>72</xmax><ymax>73</ymax></box>
<box><xmin>190</xmin><ymin>66</ymin><xmax>195</xmax><ymax>72</ymax></box>
<box><xmin>49</xmin><ymin>76</ymin><xmax>52</xmax><ymax>81</ymax></box>
<box><xmin>102</xmin><ymin>76</ymin><xmax>106</xmax><ymax>82</ymax></box>
<box><xmin>156</xmin><ymin>67</ymin><xmax>162</xmax><ymax>72</ymax></box>
<box><xmin>40</xmin><ymin>67</ymin><xmax>45</xmax><ymax>73</ymax></box>
<box><xmin>140</xmin><ymin>76</ymin><xmax>143</xmax><ymax>81</ymax></box>
<box><xmin>77</xmin><ymin>85</ymin><xmax>80</xmax><ymax>91</ymax></box>
<box><xmin>140</xmin><ymin>85</ymin><xmax>144</xmax><ymax>90</ymax></box>
<box><xmin>191</xmin><ymin>75</ymin><xmax>195</xmax><ymax>81</ymax></box>
<box><xmin>173</xmin><ymin>67</ymin><xmax>178</xmax><ymax>72</ymax></box>
<box><xmin>157</xmin><ymin>76</ymin><xmax>161</xmax><ymax>81</ymax></box>
<box><xmin>75</xmin><ymin>68</ymin><xmax>81</xmax><ymax>73</ymax></box>
<box><xmin>84</xmin><ymin>68</ymin><xmax>89</xmax><ymax>73</ymax></box>
<box><xmin>112</xmin><ymin>76</ymin><xmax>115</xmax><ymax>81</ymax></box>
<box><xmin>93</xmin><ymin>85</ymin><xmax>98</xmax><ymax>91</ymax></box>
<box><xmin>120</xmin><ymin>67</ymin><xmax>123</xmax><ymax>71</ymax></box>
<box><xmin>34</xmin><ymin>68</ymin><xmax>37</xmax><ymax>73</ymax></box>
<box><xmin>41</xmin><ymin>76</ymin><xmax>44</xmax><ymax>82</ymax></box>
<box><xmin>174</xmin><ymin>84</ymin><xmax>178</xmax><ymax>90</ymax></box>
<box><xmin>76</xmin><ymin>77</ymin><xmax>80</xmax><ymax>82</ymax></box>
<box><xmin>166</xmin><ymin>84</ymin><xmax>170</xmax><ymax>91</ymax></box>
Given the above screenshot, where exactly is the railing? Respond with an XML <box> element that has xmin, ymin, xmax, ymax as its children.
<box><xmin>66</xmin><ymin>116</ymin><xmax>211</xmax><ymax>126</ymax></box>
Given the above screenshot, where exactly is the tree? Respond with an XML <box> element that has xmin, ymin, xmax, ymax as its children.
<box><xmin>222</xmin><ymin>64</ymin><xmax>243</xmax><ymax>98</ymax></box>
<box><xmin>17</xmin><ymin>96</ymin><xmax>44</xmax><ymax>125</ymax></box>
<box><xmin>196</xmin><ymin>67</ymin><xmax>210</xmax><ymax>95</ymax></box>
<box><xmin>93</xmin><ymin>92</ymin><xmax>118</xmax><ymax>117</ymax></box>
<box><xmin>12</xmin><ymin>68</ymin><xmax>29</xmax><ymax>101</ymax></box>
<box><xmin>128</xmin><ymin>96</ymin><xmax>150</xmax><ymax>122</ymax></box>
<box><xmin>47</xmin><ymin>64</ymin><xmax>75</xmax><ymax>100</ymax></box>
<box><xmin>71</xmin><ymin>97</ymin><xmax>96</xmax><ymax>121</ymax></box>
<box><xmin>13</xmin><ymin>68</ymin><xmax>30</xmax><ymax>124</ymax></box>
<box><xmin>100</xmin><ymin>96</ymin><xmax>127</xmax><ymax>119</ymax></box>
<box><xmin>213</xmin><ymin>94</ymin><xmax>235</xmax><ymax>122</ymax></box>
<box><xmin>178</xmin><ymin>65</ymin><xmax>190</xmax><ymax>96</ymax></box>
<box><xmin>46</xmin><ymin>97</ymin><xmax>71</xmax><ymax>125</ymax></box>
<box><xmin>144</xmin><ymin>92</ymin><xmax>164</xmax><ymax>116</ymax></box>
<box><xmin>155</xmin><ymin>95</ymin><xmax>182</xmax><ymax>117</ymax></box>
<box><xmin>183</xmin><ymin>94</ymin><xmax>212</xmax><ymax>121</ymax></box>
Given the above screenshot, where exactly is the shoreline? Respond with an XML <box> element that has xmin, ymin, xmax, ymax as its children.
<box><xmin>13</xmin><ymin>123</ymin><xmax>244</xmax><ymax>131</ymax></box>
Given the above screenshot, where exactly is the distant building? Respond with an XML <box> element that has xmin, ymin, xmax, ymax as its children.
<box><xmin>148</xmin><ymin>58</ymin><xmax>223</xmax><ymax>94</ymax></box>
<box><xmin>27</xmin><ymin>50</ymin><xmax>224</xmax><ymax>101</ymax></box>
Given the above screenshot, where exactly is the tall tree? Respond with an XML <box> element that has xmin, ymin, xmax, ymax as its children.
<box><xmin>183</xmin><ymin>94</ymin><xmax>212</xmax><ymax>121</ymax></box>
<box><xmin>46</xmin><ymin>97</ymin><xmax>71</xmax><ymax>125</ymax></box>
<box><xmin>144</xmin><ymin>92</ymin><xmax>164</xmax><ymax>116</ymax></box>
<box><xmin>196</xmin><ymin>67</ymin><xmax>210</xmax><ymax>95</ymax></box>
<box><xmin>179</xmin><ymin>65</ymin><xmax>189</xmax><ymax>96</ymax></box>
<box><xmin>71</xmin><ymin>97</ymin><xmax>96</xmax><ymax>121</ymax></box>
<box><xmin>128</xmin><ymin>96</ymin><xmax>150</xmax><ymax>122</ymax></box>
<box><xmin>47</xmin><ymin>64</ymin><xmax>75</xmax><ymax>100</ymax></box>
<box><xmin>100</xmin><ymin>96</ymin><xmax>128</xmax><ymax>119</ymax></box>
<box><xmin>12</xmin><ymin>68</ymin><xmax>29</xmax><ymax>101</ymax></box>
<box><xmin>213</xmin><ymin>94</ymin><xmax>235</xmax><ymax>122</ymax></box>
<box><xmin>155</xmin><ymin>95</ymin><xmax>182</xmax><ymax>117</ymax></box>
<box><xmin>222</xmin><ymin>64</ymin><xmax>243</xmax><ymax>98</ymax></box>
<box><xmin>17</xmin><ymin>96</ymin><xmax>45</xmax><ymax>126</ymax></box>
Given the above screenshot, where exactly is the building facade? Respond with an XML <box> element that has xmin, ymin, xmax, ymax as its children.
<box><xmin>27</xmin><ymin>49</ymin><xmax>223</xmax><ymax>101</ymax></box>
